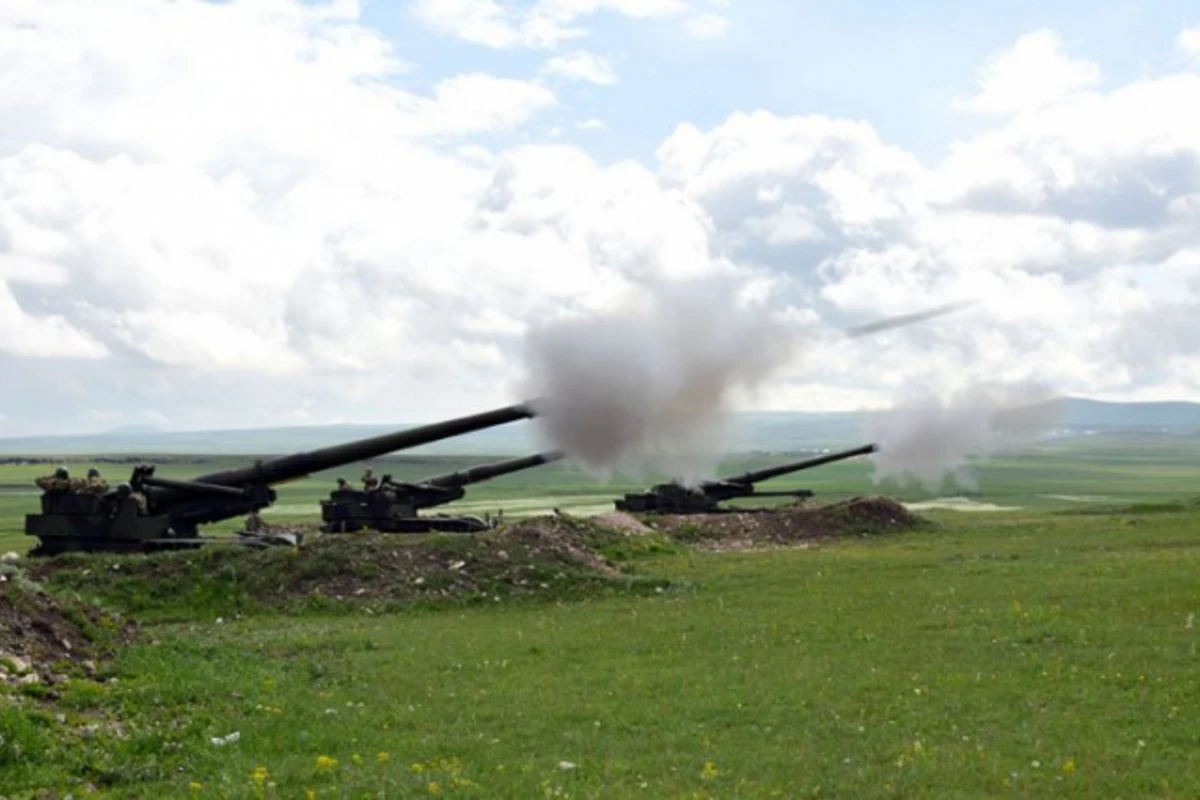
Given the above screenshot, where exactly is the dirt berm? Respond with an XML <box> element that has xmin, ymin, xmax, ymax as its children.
<box><xmin>29</xmin><ymin>516</ymin><xmax>668</xmax><ymax>616</ymax></box>
<box><xmin>0</xmin><ymin>566</ymin><xmax>135</xmax><ymax>687</ymax></box>
<box><xmin>644</xmin><ymin>495</ymin><xmax>927</xmax><ymax>548</ymax></box>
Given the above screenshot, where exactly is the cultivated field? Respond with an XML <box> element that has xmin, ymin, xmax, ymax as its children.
<box><xmin>2</xmin><ymin>437</ymin><xmax>1199</xmax><ymax>797</ymax></box>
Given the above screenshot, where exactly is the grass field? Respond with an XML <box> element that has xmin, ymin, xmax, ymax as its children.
<box><xmin>2</xmin><ymin>437</ymin><xmax>1200</xmax><ymax>797</ymax></box>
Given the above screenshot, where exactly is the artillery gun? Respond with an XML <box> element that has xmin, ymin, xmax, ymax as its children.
<box><xmin>321</xmin><ymin>450</ymin><xmax>565</xmax><ymax>534</ymax></box>
<box><xmin>614</xmin><ymin>443</ymin><xmax>878</xmax><ymax>514</ymax></box>
<box><xmin>24</xmin><ymin>402</ymin><xmax>535</xmax><ymax>556</ymax></box>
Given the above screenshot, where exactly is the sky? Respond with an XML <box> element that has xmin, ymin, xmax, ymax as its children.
<box><xmin>2</xmin><ymin>0</ymin><xmax>1200</xmax><ymax>437</ymax></box>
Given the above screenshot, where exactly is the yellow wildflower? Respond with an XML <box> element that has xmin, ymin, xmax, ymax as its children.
<box><xmin>411</xmin><ymin>762</ymin><xmax>426</xmax><ymax>774</ymax></box>
<box><xmin>377</xmin><ymin>751</ymin><xmax>390</xmax><ymax>763</ymax></box>
<box><xmin>1062</xmin><ymin>759</ymin><xmax>1076</xmax><ymax>775</ymax></box>
<box><xmin>352</xmin><ymin>753</ymin><xmax>364</xmax><ymax>766</ymax></box>
<box><xmin>701</xmin><ymin>761</ymin><xmax>719</xmax><ymax>780</ymax></box>
<box><xmin>305</xmin><ymin>791</ymin><xmax>316</xmax><ymax>800</ymax></box>
<box><xmin>189</xmin><ymin>782</ymin><xmax>203</xmax><ymax>792</ymax></box>
<box><xmin>316</xmin><ymin>755</ymin><xmax>338</xmax><ymax>771</ymax></box>
<box><xmin>250</xmin><ymin>766</ymin><xmax>269</xmax><ymax>785</ymax></box>
<box><xmin>427</xmin><ymin>781</ymin><xmax>442</xmax><ymax>795</ymax></box>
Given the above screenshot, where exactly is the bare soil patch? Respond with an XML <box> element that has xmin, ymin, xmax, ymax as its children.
<box><xmin>0</xmin><ymin>569</ymin><xmax>135</xmax><ymax>688</ymax></box>
<box><xmin>642</xmin><ymin>495</ymin><xmax>926</xmax><ymax>550</ymax></box>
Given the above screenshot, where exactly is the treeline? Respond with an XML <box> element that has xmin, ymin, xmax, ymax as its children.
<box><xmin>0</xmin><ymin>455</ymin><xmax>223</xmax><ymax>466</ymax></box>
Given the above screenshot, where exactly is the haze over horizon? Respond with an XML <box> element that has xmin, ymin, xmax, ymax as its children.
<box><xmin>4</xmin><ymin>0</ymin><xmax>1200</xmax><ymax>437</ymax></box>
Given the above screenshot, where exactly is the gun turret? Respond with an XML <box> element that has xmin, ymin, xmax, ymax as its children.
<box><xmin>321</xmin><ymin>450</ymin><xmax>566</xmax><ymax>534</ymax></box>
<box><xmin>25</xmin><ymin>401</ymin><xmax>537</xmax><ymax>556</ymax></box>
<box><xmin>614</xmin><ymin>443</ymin><xmax>877</xmax><ymax>514</ymax></box>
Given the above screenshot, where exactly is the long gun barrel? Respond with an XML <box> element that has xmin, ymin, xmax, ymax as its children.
<box><xmin>422</xmin><ymin>450</ymin><xmax>566</xmax><ymax>489</ymax></box>
<box><xmin>139</xmin><ymin>475</ymin><xmax>251</xmax><ymax>498</ymax></box>
<box><xmin>718</xmin><ymin>443</ymin><xmax>878</xmax><ymax>488</ymax></box>
<box><xmin>189</xmin><ymin>402</ymin><xmax>536</xmax><ymax>489</ymax></box>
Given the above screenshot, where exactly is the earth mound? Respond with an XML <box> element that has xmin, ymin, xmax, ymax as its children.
<box><xmin>31</xmin><ymin>516</ymin><xmax>667</xmax><ymax>617</ymax></box>
<box><xmin>645</xmin><ymin>495</ymin><xmax>926</xmax><ymax>548</ymax></box>
<box><xmin>591</xmin><ymin>511</ymin><xmax>655</xmax><ymax>535</ymax></box>
<box><xmin>0</xmin><ymin>566</ymin><xmax>134</xmax><ymax>687</ymax></box>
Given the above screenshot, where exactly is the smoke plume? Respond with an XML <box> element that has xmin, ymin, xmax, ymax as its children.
<box><xmin>866</xmin><ymin>382</ymin><xmax>1064</xmax><ymax>491</ymax></box>
<box><xmin>519</xmin><ymin>273</ymin><xmax>803</xmax><ymax>482</ymax></box>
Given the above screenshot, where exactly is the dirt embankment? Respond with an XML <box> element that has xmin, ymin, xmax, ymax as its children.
<box><xmin>284</xmin><ymin>516</ymin><xmax>630</xmax><ymax>603</ymax></box>
<box><xmin>643</xmin><ymin>495</ymin><xmax>926</xmax><ymax>549</ymax></box>
<box><xmin>28</xmin><ymin>515</ymin><xmax>664</xmax><ymax>614</ymax></box>
<box><xmin>23</xmin><ymin>500</ymin><xmax>921</xmax><ymax>617</ymax></box>
<box><xmin>0</xmin><ymin>568</ymin><xmax>135</xmax><ymax>688</ymax></box>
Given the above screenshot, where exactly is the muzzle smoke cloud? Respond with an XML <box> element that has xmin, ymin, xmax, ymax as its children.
<box><xmin>866</xmin><ymin>382</ymin><xmax>1064</xmax><ymax>490</ymax></box>
<box><xmin>519</xmin><ymin>273</ymin><xmax>802</xmax><ymax>482</ymax></box>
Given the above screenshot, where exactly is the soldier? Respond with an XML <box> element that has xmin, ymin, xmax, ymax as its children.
<box><xmin>335</xmin><ymin>477</ymin><xmax>351</xmax><ymax>492</ymax></box>
<box><xmin>245</xmin><ymin>510</ymin><xmax>266</xmax><ymax>532</ymax></box>
<box><xmin>378</xmin><ymin>474</ymin><xmax>397</xmax><ymax>503</ymax></box>
<box><xmin>34</xmin><ymin>466</ymin><xmax>72</xmax><ymax>492</ymax></box>
<box><xmin>361</xmin><ymin>468</ymin><xmax>378</xmax><ymax>491</ymax></box>
<box><xmin>116</xmin><ymin>482</ymin><xmax>147</xmax><ymax>512</ymax></box>
<box><xmin>85</xmin><ymin>468</ymin><xmax>109</xmax><ymax>494</ymax></box>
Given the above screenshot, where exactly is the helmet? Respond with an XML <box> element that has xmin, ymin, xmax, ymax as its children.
<box><xmin>117</xmin><ymin>482</ymin><xmax>132</xmax><ymax>496</ymax></box>
<box><xmin>54</xmin><ymin>466</ymin><xmax>68</xmax><ymax>479</ymax></box>
<box><xmin>87</xmin><ymin>468</ymin><xmax>100</xmax><ymax>478</ymax></box>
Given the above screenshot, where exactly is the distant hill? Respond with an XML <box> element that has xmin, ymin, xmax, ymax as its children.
<box><xmin>1</xmin><ymin>397</ymin><xmax>1198</xmax><ymax>457</ymax></box>
<box><xmin>1054</xmin><ymin>398</ymin><xmax>1200</xmax><ymax>429</ymax></box>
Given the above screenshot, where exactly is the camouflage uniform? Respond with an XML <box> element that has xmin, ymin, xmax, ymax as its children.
<box><xmin>379</xmin><ymin>474</ymin><xmax>397</xmax><ymax>503</ymax></box>
<box><xmin>85</xmin><ymin>468</ymin><xmax>109</xmax><ymax>494</ymax></box>
<box><xmin>361</xmin><ymin>468</ymin><xmax>378</xmax><ymax>491</ymax></box>
<box><xmin>117</xmin><ymin>483</ymin><xmax>147</xmax><ymax>513</ymax></box>
<box><xmin>34</xmin><ymin>466</ymin><xmax>73</xmax><ymax>492</ymax></box>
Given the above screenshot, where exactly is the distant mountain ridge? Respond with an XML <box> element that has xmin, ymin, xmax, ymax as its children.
<box><xmin>2</xmin><ymin>397</ymin><xmax>1199</xmax><ymax>457</ymax></box>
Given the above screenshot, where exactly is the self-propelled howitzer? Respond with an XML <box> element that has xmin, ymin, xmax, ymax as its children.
<box><xmin>321</xmin><ymin>450</ymin><xmax>566</xmax><ymax>534</ymax></box>
<box><xmin>614</xmin><ymin>443</ymin><xmax>878</xmax><ymax>514</ymax></box>
<box><xmin>24</xmin><ymin>402</ymin><xmax>536</xmax><ymax>556</ymax></box>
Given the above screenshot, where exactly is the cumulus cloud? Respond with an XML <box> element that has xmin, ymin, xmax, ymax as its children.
<box><xmin>409</xmin><ymin>0</ymin><xmax>716</xmax><ymax>49</ymax></box>
<box><xmin>956</xmin><ymin>29</ymin><xmax>1102</xmax><ymax>115</ymax></box>
<box><xmin>3</xmin><ymin>6</ymin><xmax>1200</xmax><ymax>439</ymax></box>
<box><xmin>683</xmin><ymin>12</ymin><xmax>731</xmax><ymax>39</ymax></box>
<box><xmin>1179</xmin><ymin>27</ymin><xmax>1200</xmax><ymax>58</ymax></box>
<box><xmin>540</xmin><ymin>50</ymin><xmax>618</xmax><ymax>84</ymax></box>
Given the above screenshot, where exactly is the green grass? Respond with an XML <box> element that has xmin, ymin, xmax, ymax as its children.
<box><xmin>2</xmin><ymin>439</ymin><xmax>1200</xmax><ymax>796</ymax></box>
<box><xmin>5</xmin><ymin>505</ymin><xmax>1200</xmax><ymax>796</ymax></box>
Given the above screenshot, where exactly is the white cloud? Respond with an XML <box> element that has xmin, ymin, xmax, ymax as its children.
<box><xmin>4</xmin><ymin>8</ymin><xmax>1200</xmax><ymax>435</ymax></box>
<box><xmin>541</xmin><ymin>50</ymin><xmax>618</xmax><ymax>84</ymax></box>
<box><xmin>743</xmin><ymin>204</ymin><xmax>825</xmax><ymax>245</ymax></box>
<box><xmin>956</xmin><ymin>29</ymin><xmax>1102</xmax><ymax>115</ymax></box>
<box><xmin>408</xmin><ymin>0</ymin><xmax>531</xmax><ymax>48</ymax></box>
<box><xmin>683</xmin><ymin>12</ymin><xmax>730</xmax><ymax>39</ymax></box>
<box><xmin>1178</xmin><ymin>27</ymin><xmax>1200</xmax><ymax>57</ymax></box>
<box><xmin>410</xmin><ymin>0</ymin><xmax>715</xmax><ymax>49</ymax></box>
<box><xmin>650</xmin><ymin>28</ymin><xmax>1200</xmax><ymax>405</ymax></box>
